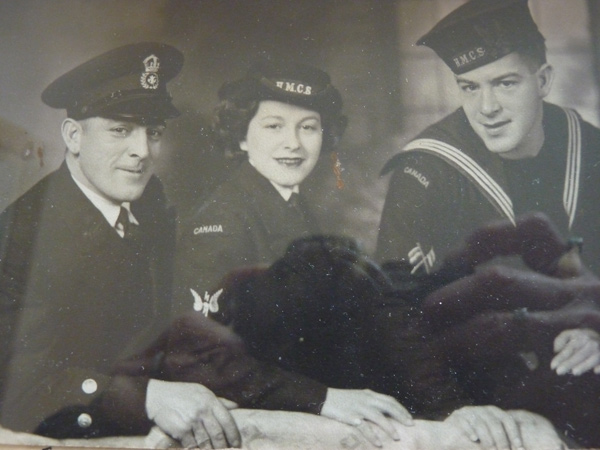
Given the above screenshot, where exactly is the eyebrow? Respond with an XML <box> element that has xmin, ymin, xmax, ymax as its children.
<box><xmin>259</xmin><ymin>114</ymin><xmax>321</xmax><ymax>121</ymax></box>
<box><xmin>456</xmin><ymin>71</ymin><xmax>523</xmax><ymax>85</ymax></box>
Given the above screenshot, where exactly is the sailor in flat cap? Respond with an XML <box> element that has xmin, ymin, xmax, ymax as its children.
<box><xmin>0</xmin><ymin>42</ymin><xmax>241</xmax><ymax>448</ymax></box>
<box><xmin>377</xmin><ymin>0</ymin><xmax>600</xmax><ymax>275</ymax></box>
<box><xmin>376</xmin><ymin>1</ymin><xmax>600</xmax><ymax>447</ymax></box>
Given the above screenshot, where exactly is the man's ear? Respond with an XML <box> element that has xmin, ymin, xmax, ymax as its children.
<box><xmin>61</xmin><ymin>118</ymin><xmax>83</xmax><ymax>155</ymax></box>
<box><xmin>537</xmin><ymin>63</ymin><xmax>554</xmax><ymax>98</ymax></box>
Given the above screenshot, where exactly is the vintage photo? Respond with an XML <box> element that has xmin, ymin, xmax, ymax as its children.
<box><xmin>1</xmin><ymin>0</ymin><xmax>600</xmax><ymax>448</ymax></box>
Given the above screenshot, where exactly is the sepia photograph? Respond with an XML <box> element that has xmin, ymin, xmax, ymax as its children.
<box><xmin>1</xmin><ymin>0</ymin><xmax>600</xmax><ymax>448</ymax></box>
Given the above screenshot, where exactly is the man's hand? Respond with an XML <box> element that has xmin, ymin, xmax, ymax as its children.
<box><xmin>445</xmin><ymin>405</ymin><xmax>525</xmax><ymax>450</ymax></box>
<box><xmin>507</xmin><ymin>410</ymin><xmax>568</xmax><ymax>450</ymax></box>
<box><xmin>552</xmin><ymin>328</ymin><xmax>600</xmax><ymax>376</ymax></box>
<box><xmin>146</xmin><ymin>379</ymin><xmax>241</xmax><ymax>449</ymax></box>
<box><xmin>320</xmin><ymin>388</ymin><xmax>413</xmax><ymax>448</ymax></box>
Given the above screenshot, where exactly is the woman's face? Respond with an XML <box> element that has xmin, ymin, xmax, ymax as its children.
<box><xmin>240</xmin><ymin>100</ymin><xmax>323</xmax><ymax>188</ymax></box>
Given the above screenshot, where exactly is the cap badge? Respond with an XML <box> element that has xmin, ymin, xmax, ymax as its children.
<box><xmin>140</xmin><ymin>54</ymin><xmax>160</xmax><ymax>90</ymax></box>
<box><xmin>275</xmin><ymin>80</ymin><xmax>313</xmax><ymax>96</ymax></box>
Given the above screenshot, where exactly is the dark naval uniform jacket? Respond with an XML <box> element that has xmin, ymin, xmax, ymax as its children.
<box><xmin>376</xmin><ymin>102</ymin><xmax>600</xmax><ymax>276</ymax></box>
<box><xmin>175</xmin><ymin>159</ymin><xmax>320</xmax><ymax>315</ymax></box>
<box><xmin>172</xmin><ymin>160</ymin><xmax>330</xmax><ymax>414</ymax></box>
<box><xmin>376</xmin><ymin>102</ymin><xmax>600</xmax><ymax>447</ymax></box>
<box><xmin>0</xmin><ymin>163</ymin><xmax>175</xmax><ymax>437</ymax></box>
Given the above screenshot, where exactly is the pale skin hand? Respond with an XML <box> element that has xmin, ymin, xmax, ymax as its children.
<box><xmin>146</xmin><ymin>379</ymin><xmax>241</xmax><ymax>449</ymax></box>
<box><xmin>552</xmin><ymin>328</ymin><xmax>600</xmax><ymax>376</ymax></box>
<box><xmin>320</xmin><ymin>388</ymin><xmax>414</xmax><ymax>448</ymax></box>
<box><xmin>445</xmin><ymin>405</ymin><xmax>525</xmax><ymax>450</ymax></box>
<box><xmin>506</xmin><ymin>410</ymin><xmax>567</xmax><ymax>450</ymax></box>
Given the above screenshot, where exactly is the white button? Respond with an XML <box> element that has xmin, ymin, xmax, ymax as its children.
<box><xmin>81</xmin><ymin>378</ymin><xmax>97</xmax><ymax>394</ymax></box>
<box><xmin>77</xmin><ymin>413</ymin><xmax>92</xmax><ymax>428</ymax></box>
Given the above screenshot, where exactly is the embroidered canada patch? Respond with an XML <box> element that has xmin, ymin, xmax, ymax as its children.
<box><xmin>404</xmin><ymin>166</ymin><xmax>429</xmax><ymax>188</ymax></box>
<box><xmin>193</xmin><ymin>224</ymin><xmax>224</xmax><ymax>235</ymax></box>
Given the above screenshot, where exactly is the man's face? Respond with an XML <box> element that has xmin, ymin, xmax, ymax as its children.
<box><xmin>65</xmin><ymin>117</ymin><xmax>165</xmax><ymax>203</ymax></box>
<box><xmin>240</xmin><ymin>100</ymin><xmax>323</xmax><ymax>188</ymax></box>
<box><xmin>456</xmin><ymin>52</ymin><xmax>552</xmax><ymax>159</ymax></box>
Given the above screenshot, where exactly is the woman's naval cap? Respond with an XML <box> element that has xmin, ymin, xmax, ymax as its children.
<box><xmin>218</xmin><ymin>59</ymin><xmax>343</xmax><ymax>117</ymax></box>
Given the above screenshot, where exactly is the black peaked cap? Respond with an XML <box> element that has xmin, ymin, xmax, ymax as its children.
<box><xmin>42</xmin><ymin>42</ymin><xmax>183</xmax><ymax>122</ymax></box>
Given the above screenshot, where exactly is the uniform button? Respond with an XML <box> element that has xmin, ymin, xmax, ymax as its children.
<box><xmin>81</xmin><ymin>378</ymin><xmax>97</xmax><ymax>394</ymax></box>
<box><xmin>77</xmin><ymin>413</ymin><xmax>92</xmax><ymax>428</ymax></box>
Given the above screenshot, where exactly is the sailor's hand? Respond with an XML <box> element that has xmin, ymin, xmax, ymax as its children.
<box><xmin>321</xmin><ymin>388</ymin><xmax>413</xmax><ymax>448</ymax></box>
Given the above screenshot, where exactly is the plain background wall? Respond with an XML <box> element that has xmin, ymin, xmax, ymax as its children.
<box><xmin>1</xmin><ymin>0</ymin><xmax>598</xmax><ymax>254</ymax></box>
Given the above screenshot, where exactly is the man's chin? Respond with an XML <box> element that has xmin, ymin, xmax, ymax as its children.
<box><xmin>479</xmin><ymin>137</ymin><xmax>515</xmax><ymax>157</ymax></box>
<box><xmin>110</xmin><ymin>188</ymin><xmax>146</xmax><ymax>204</ymax></box>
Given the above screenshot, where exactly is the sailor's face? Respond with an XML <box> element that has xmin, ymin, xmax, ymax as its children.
<box><xmin>456</xmin><ymin>53</ymin><xmax>552</xmax><ymax>159</ymax></box>
<box><xmin>240</xmin><ymin>100</ymin><xmax>323</xmax><ymax>188</ymax></box>
<box><xmin>65</xmin><ymin>117</ymin><xmax>165</xmax><ymax>203</ymax></box>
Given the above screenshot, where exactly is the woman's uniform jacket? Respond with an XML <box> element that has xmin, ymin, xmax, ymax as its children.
<box><xmin>175</xmin><ymin>160</ymin><xmax>320</xmax><ymax>315</ymax></box>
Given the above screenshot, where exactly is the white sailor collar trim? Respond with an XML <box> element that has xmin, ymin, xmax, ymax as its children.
<box><xmin>400</xmin><ymin>107</ymin><xmax>582</xmax><ymax>229</ymax></box>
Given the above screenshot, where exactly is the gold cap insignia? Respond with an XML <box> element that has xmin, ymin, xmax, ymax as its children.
<box><xmin>140</xmin><ymin>54</ymin><xmax>160</xmax><ymax>90</ymax></box>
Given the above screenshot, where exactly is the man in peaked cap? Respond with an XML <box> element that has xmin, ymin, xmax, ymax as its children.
<box><xmin>376</xmin><ymin>0</ymin><xmax>600</xmax><ymax>446</ymax></box>
<box><xmin>0</xmin><ymin>43</ymin><xmax>241</xmax><ymax>448</ymax></box>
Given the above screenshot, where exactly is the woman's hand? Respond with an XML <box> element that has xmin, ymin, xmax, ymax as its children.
<box><xmin>320</xmin><ymin>388</ymin><xmax>413</xmax><ymax>448</ymax></box>
<box><xmin>552</xmin><ymin>328</ymin><xmax>600</xmax><ymax>375</ymax></box>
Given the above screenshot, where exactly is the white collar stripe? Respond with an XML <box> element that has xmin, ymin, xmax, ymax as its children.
<box><xmin>562</xmin><ymin>107</ymin><xmax>581</xmax><ymax>230</ymax></box>
<box><xmin>417</xmin><ymin>139</ymin><xmax>512</xmax><ymax>214</ymax></box>
<box><xmin>403</xmin><ymin>138</ymin><xmax>516</xmax><ymax>225</ymax></box>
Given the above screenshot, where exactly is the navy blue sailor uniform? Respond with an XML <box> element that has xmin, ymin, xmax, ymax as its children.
<box><xmin>174</xmin><ymin>159</ymin><xmax>320</xmax><ymax>317</ymax></box>
<box><xmin>376</xmin><ymin>102</ymin><xmax>600</xmax><ymax>276</ymax></box>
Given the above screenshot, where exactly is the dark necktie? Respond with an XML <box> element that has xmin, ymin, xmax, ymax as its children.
<box><xmin>288</xmin><ymin>193</ymin><xmax>309</xmax><ymax>222</ymax></box>
<box><xmin>116</xmin><ymin>206</ymin><xmax>133</xmax><ymax>239</ymax></box>
<box><xmin>288</xmin><ymin>192</ymin><xmax>299</xmax><ymax>208</ymax></box>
